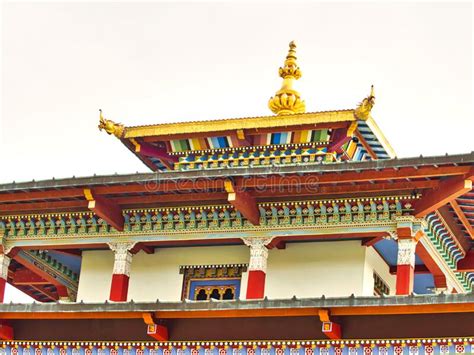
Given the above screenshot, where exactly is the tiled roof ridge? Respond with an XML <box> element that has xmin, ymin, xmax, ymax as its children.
<box><xmin>0</xmin><ymin>152</ymin><xmax>473</xmax><ymax>192</ymax></box>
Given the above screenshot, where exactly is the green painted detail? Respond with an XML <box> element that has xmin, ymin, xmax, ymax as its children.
<box><xmin>176</xmin><ymin>145</ymin><xmax>329</xmax><ymax>171</ymax></box>
<box><xmin>0</xmin><ymin>199</ymin><xmax>414</xmax><ymax>239</ymax></box>
<box><xmin>30</xmin><ymin>250</ymin><xmax>79</xmax><ymax>282</ymax></box>
<box><xmin>424</xmin><ymin>223</ymin><xmax>472</xmax><ymax>292</ymax></box>
<box><xmin>312</xmin><ymin>129</ymin><xmax>329</xmax><ymax>142</ymax></box>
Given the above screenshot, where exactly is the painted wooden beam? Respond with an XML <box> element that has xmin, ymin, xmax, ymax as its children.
<box><xmin>436</xmin><ymin>206</ymin><xmax>470</xmax><ymax>254</ymax></box>
<box><xmin>318</xmin><ymin>309</ymin><xmax>341</xmax><ymax>339</ymax></box>
<box><xmin>130</xmin><ymin>243</ymin><xmax>155</xmax><ymax>255</ymax></box>
<box><xmin>238</xmin><ymin>165</ymin><xmax>471</xmax><ymax>189</ymax></box>
<box><xmin>12</xmin><ymin>268</ymin><xmax>49</xmax><ymax>285</ymax></box>
<box><xmin>361</xmin><ymin>236</ymin><xmax>384</xmax><ymax>247</ymax></box>
<box><xmin>141</xmin><ymin>122</ymin><xmax>349</xmax><ymax>142</ymax></box>
<box><xmin>389</xmin><ymin>264</ymin><xmax>430</xmax><ymax>275</ymax></box>
<box><xmin>354</xmin><ymin>130</ymin><xmax>378</xmax><ymax>160</ymax></box>
<box><xmin>13</xmin><ymin>250</ymin><xmax>78</xmax><ymax>295</ymax></box>
<box><xmin>130</xmin><ymin>140</ymin><xmax>178</xmax><ymax>170</ymax></box>
<box><xmin>415</xmin><ymin>243</ymin><xmax>447</xmax><ymax>289</ymax></box>
<box><xmin>143</xmin><ymin>313</ymin><xmax>169</xmax><ymax>341</ymax></box>
<box><xmin>450</xmin><ymin>200</ymin><xmax>474</xmax><ymax>240</ymax></box>
<box><xmin>327</xmin><ymin>122</ymin><xmax>357</xmax><ymax>154</ymax></box>
<box><xmin>0</xmin><ymin>180</ymin><xmax>435</xmax><ymax>215</ymax></box>
<box><xmin>229</xmin><ymin>129</ymin><xmax>253</xmax><ymax>147</ymax></box>
<box><xmin>84</xmin><ymin>189</ymin><xmax>124</xmax><ymax>231</ymax></box>
<box><xmin>414</xmin><ymin>177</ymin><xmax>472</xmax><ymax>217</ymax></box>
<box><xmin>0</xmin><ymin>200</ymin><xmax>88</xmax><ymax>213</ymax></box>
<box><xmin>457</xmin><ymin>251</ymin><xmax>474</xmax><ymax>272</ymax></box>
<box><xmin>225</xmin><ymin>180</ymin><xmax>260</xmax><ymax>225</ymax></box>
<box><xmin>0</xmin><ymin>165</ymin><xmax>469</xmax><ymax>208</ymax></box>
<box><xmin>51</xmin><ymin>249</ymin><xmax>82</xmax><ymax>259</ymax></box>
<box><xmin>29</xmin><ymin>285</ymin><xmax>58</xmax><ymax>302</ymax></box>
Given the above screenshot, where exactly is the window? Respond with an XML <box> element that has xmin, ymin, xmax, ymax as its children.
<box><xmin>373</xmin><ymin>271</ymin><xmax>390</xmax><ymax>296</ymax></box>
<box><xmin>180</xmin><ymin>264</ymin><xmax>247</xmax><ymax>301</ymax></box>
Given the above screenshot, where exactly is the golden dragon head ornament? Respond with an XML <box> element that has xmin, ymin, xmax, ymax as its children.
<box><xmin>98</xmin><ymin>110</ymin><xmax>124</xmax><ymax>138</ymax></box>
<box><xmin>354</xmin><ymin>85</ymin><xmax>375</xmax><ymax>121</ymax></box>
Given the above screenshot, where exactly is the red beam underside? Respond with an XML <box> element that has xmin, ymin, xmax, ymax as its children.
<box><xmin>414</xmin><ymin>177</ymin><xmax>472</xmax><ymax>217</ymax></box>
<box><xmin>0</xmin><ymin>166</ymin><xmax>470</xmax><ymax>206</ymax></box>
<box><xmin>436</xmin><ymin>205</ymin><xmax>471</xmax><ymax>254</ymax></box>
<box><xmin>141</xmin><ymin>122</ymin><xmax>349</xmax><ymax>143</ymax></box>
<box><xmin>0</xmin><ymin>181</ymin><xmax>437</xmax><ymax>215</ymax></box>
<box><xmin>30</xmin><ymin>285</ymin><xmax>58</xmax><ymax>302</ymax></box>
<box><xmin>228</xmin><ymin>191</ymin><xmax>260</xmax><ymax>225</ymax></box>
<box><xmin>389</xmin><ymin>264</ymin><xmax>430</xmax><ymax>274</ymax></box>
<box><xmin>415</xmin><ymin>243</ymin><xmax>447</xmax><ymax>288</ymax></box>
<box><xmin>450</xmin><ymin>199</ymin><xmax>474</xmax><ymax>240</ymax></box>
<box><xmin>88</xmin><ymin>195</ymin><xmax>124</xmax><ymax>231</ymax></box>
<box><xmin>12</xmin><ymin>268</ymin><xmax>49</xmax><ymax>285</ymax></box>
<box><xmin>457</xmin><ymin>251</ymin><xmax>474</xmax><ymax>272</ymax></box>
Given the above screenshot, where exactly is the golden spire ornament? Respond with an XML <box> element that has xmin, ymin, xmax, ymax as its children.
<box><xmin>268</xmin><ymin>41</ymin><xmax>306</xmax><ymax>115</ymax></box>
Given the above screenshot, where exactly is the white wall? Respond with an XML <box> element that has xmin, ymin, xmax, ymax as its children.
<box><xmin>265</xmin><ymin>241</ymin><xmax>366</xmax><ymax>298</ymax></box>
<box><xmin>128</xmin><ymin>245</ymin><xmax>249</xmax><ymax>302</ymax></box>
<box><xmin>76</xmin><ymin>250</ymin><xmax>114</xmax><ymax>302</ymax></box>
<box><xmin>362</xmin><ymin>246</ymin><xmax>396</xmax><ymax>296</ymax></box>
<box><xmin>77</xmin><ymin>245</ymin><xmax>249</xmax><ymax>302</ymax></box>
<box><xmin>77</xmin><ymin>241</ymin><xmax>392</xmax><ymax>302</ymax></box>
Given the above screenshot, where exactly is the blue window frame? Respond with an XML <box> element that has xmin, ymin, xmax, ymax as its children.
<box><xmin>188</xmin><ymin>279</ymin><xmax>241</xmax><ymax>300</ymax></box>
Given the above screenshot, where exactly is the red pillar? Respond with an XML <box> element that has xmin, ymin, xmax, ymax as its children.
<box><xmin>246</xmin><ymin>270</ymin><xmax>266</xmax><ymax>299</ymax></box>
<box><xmin>243</xmin><ymin>237</ymin><xmax>272</xmax><ymax>299</ymax></box>
<box><xmin>0</xmin><ymin>255</ymin><xmax>11</xmax><ymax>303</ymax></box>
<box><xmin>108</xmin><ymin>242</ymin><xmax>134</xmax><ymax>302</ymax></box>
<box><xmin>396</xmin><ymin>238</ymin><xmax>418</xmax><ymax>295</ymax></box>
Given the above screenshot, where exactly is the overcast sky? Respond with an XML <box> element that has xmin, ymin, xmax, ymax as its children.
<box><xmin>1</xmin><ymin>2</ymin><xmax>472</xmax><ymax>302</ymax></box>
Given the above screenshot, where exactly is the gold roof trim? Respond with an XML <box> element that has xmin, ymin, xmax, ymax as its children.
<box><xmin>123</xmin><ymin>110</ymin><xmax>355</xmax><ymax>139</ymax></box>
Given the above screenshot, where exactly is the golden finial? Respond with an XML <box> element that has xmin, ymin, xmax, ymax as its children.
<box><xmin>354</xmin><ymin>85</ymin><xmax>375</xmax><ymax>121</ymax></box>
<box><xmin>268</xmin><ymin>41</ymin><xmax>306</xmax><ymax>115</ymax></box>
<box><xmin>98</xmin><ymin>109</ymin><xmax>124</xmax><ymax>138</ymax></box>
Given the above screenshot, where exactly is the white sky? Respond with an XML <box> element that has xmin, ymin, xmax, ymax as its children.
<box><xmin>0</xmin><ymin>2</ymin><xmax>473</xmax><ymax>302</ymax></box>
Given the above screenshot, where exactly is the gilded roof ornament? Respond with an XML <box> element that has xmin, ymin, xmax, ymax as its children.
<box><xmin>268</xmin><ymin>41</ymin><xmax>306</xmax><ymax>115</ymax></box>
<box><xmin>98</xmin><ymin>109</ymin><xmax>124</xmax><ymax>138</ymax></box>
<box><xmin>354</xmin><ymin>85</ymin><xmax>375</xmax><ymax>121</ymax></box>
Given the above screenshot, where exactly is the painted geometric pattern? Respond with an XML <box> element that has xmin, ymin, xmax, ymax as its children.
<box><xmin>176</xmin><ymin>146</ymin><xmax>330</xmax><ymax>171</ymax></box>
<box><xmin>1</xmin><ymin>339</ymin><xmax>473</xmax><ymax>355</ymax></box>
<box><xmin>170</xmin><ymin>130</ymin><xmax>331</xmax><ymax>154</ymax></box>
<box><xmin>425</xmin><ymin>213</ymin><xmax>474</xmax><ymax>291</ymax></box>
<box><xmin>170</xmin><ymin>137</ymin><xmax>232</xmax><ymax>153</ymax></box>
<box><xmin>357</xmin><ymin>121</ymin><xmax>390</xmax><ymax>159</ymax></box>
<box><xmin>341</xmin><ymin>140</ymin><xmax>369</xmax><ymax>162</ymax></box>
<box><xmin>0</xmin><ymin>197</ymin><xmax>416</xmax><ymax>238</ymax></box>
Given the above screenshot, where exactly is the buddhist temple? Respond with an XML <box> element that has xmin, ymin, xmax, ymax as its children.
<box><xmin>0</xmin><ymin>42</ymin><xmax>473</xmax><ymax>354</ymax></box>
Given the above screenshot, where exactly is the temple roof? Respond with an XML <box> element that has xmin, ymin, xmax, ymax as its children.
<box><xmin>97</xmin><ymin>42</ymin><xmax>391</xmax><ymax>172</ymax></box>
<box><xmin>0</xmin><ymin>293</ymin><xmax>473</xmax><ymax>315</ymax></box>
<box><xmin>4</xmin><ymin>152</ymin><xmax>469</xmax><ymax>192</ymax></box>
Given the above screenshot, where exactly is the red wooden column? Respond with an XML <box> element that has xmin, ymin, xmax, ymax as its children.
<box><xmin>242</xmin><ymin>237</ymin><xmax>273</xmax><ymax>299</ymax></box>
<box><xmin>108</xmin><ymin>242</ymin><xmax>136</xmax><ymax>302</ymax></box>
<box><xmin>0</xmin><ymin>254</ymin><xmax>11</xmax><ymax>303</ymax></box>
<box><xmin>396</xmin><ymin>237</ymin><xmax>419</xmax><ymax>295</ymax></box>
